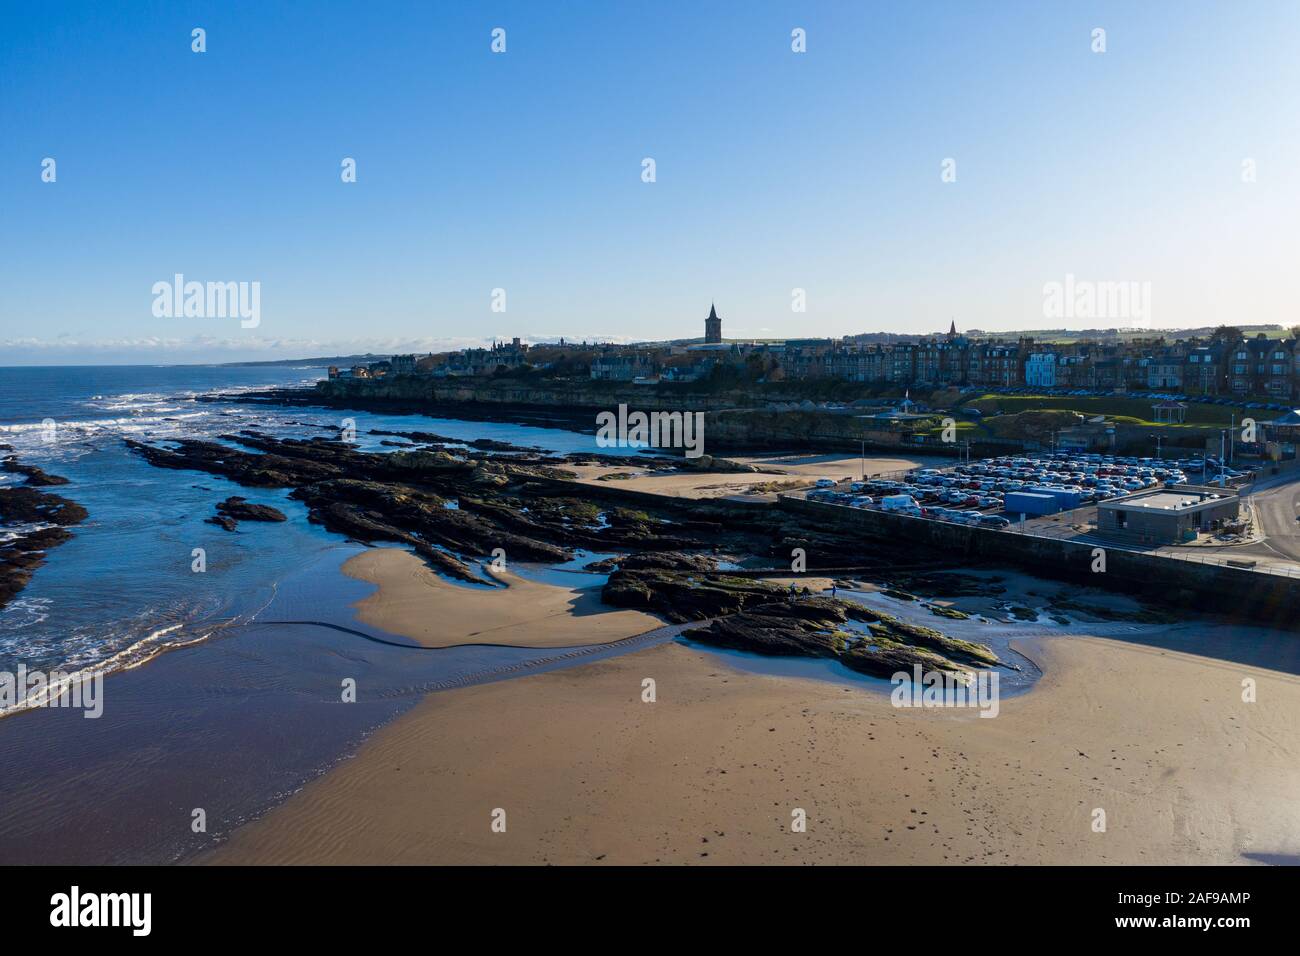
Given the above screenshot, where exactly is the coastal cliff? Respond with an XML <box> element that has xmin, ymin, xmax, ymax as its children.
<box><xmin>306</xmin><ymin>378</ymin><xmax>949</xmax><ymax>453</ymax></box>
<box><xmin>316</xmin><ymin>375</ymin><xmax>743</xmax><ymax>413</ymax></box>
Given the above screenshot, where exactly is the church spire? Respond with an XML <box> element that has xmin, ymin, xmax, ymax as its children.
<box><xmin>704</xmin><ymin>302</ymin><xmax>722</xmax><ymax>344</ymax></box>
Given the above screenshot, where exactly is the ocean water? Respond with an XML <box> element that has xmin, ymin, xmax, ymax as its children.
<box><xmin>0</xmin><ymin>365</ymin><xmax>620</xmax><ymax>691</ymax></box>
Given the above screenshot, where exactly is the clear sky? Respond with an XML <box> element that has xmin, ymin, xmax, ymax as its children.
<box><xmin>2</xmin><ymin>1</ymin><xmax>1297</xmax><ymax>364</ymax></box>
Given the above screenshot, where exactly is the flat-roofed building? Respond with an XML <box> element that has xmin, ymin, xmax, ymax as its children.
<box><xmin>1096</xmin><ymin>485</ymin><xmax>1239</xmax><ymax>545</ymax></box>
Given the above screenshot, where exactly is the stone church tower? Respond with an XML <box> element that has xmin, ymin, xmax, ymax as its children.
<box><xmin>705</xmin><ymin>303</ymin><xmax>722</xmax><ymax>344</ymax></box>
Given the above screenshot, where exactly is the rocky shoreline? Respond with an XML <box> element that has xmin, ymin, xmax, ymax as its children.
<box><xmin>124</xmin><ymin>428</ymin><xmax>1003</xmax><ymax>676</ymax></box>
<box><xmin>0</xmin><ymin>454</ymin><xmax>88</xmax><ymax>609</ymax></box>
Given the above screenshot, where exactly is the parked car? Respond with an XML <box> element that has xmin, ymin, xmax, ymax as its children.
<box><xmin>881</xmin><ymin>494</ymin><xmax>921</xmax><ymax>514</ymax></box>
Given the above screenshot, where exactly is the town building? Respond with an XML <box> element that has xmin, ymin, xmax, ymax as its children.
<box><xmin>1025</xmin><ymin>352</ymin><xmax>1056</xmax><ymax>388</ymax></box>
<box><xmin>1096</xmin><ymin>486</ymin><xmax>1240</xmax><ymax>545</ymax></box>
<box><xmin>1184</xmin><ymin>345</ymin><xmax>1224</xmax><ymax>395</ymax></box>
<box><xmin>590</xmin><ymin>350</ymin><xmax>656</xmax><ymax>381</ymax></box>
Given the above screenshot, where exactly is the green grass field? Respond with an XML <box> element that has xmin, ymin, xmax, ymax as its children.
<box><xmin>960</xmin><ymin>393</ymin><xmax>1241</xmax><ymax>427</ymax></box>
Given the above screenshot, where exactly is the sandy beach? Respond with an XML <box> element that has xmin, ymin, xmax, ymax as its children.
<box><xmin>564</xmin><ymin>452</ymin><xmax>952</xmax><ymax>502</ymax></box>
<box><xmin>207</xmin><ymin>623</ymin><xmax>1300</xmax><ymax>865</ymax></box>
<box><xmin>566</xmin><ymin>463</ymin><xmax>798</xmax><ymax>500</ymax></box>
<box><xmin>729</xmin><ymin>451</ymin><xmax>950</xmax><ymax>479</ymax></box>
<box><xmin>343</xmin><ymin>547</ymin><xmax>664</xmax><ymax>648</ymax></box>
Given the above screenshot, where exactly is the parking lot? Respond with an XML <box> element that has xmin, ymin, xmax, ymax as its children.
<box><xmin>803</xmin><ymin>450</ymin><xmax>1251</xmax><ymax>532</ymax></box>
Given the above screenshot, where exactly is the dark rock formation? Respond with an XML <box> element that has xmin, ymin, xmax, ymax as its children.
<box><xmin>215</xmin><ymin>496</ymin><xmax>287</xmax><ymax>523</ymax></box>
<box><xmin>2</xmin><ymin>456</ymin><xmax>71</xmax><ymax>486</ymax></box>
<box><xmin>126</xmin><ymin>433</ymin><xmax>689</xmax><ymax>584</ymax></box>
<box><xmin>682</xmin><ymin>595</ymin><xmax>1000</xmax><ymax>678</ymax></box>
<box><xmin>125</xmin><ymin>428</ymin><xmax>999</xmax><ymax>669</ymax></box>
<box><xmin>604</xmin><ymin>565</ymin><xmax>1000</xmax><ymax>677</ymax></box>
<box><xmin>0</xmin><ymin>470</ymin><xmax>87</xmax><ymax>608</ymax></box>
<box><xmin>206</xmin><ymin>496</ymin><xmax>287</xmax><ymax>530</ymax></box>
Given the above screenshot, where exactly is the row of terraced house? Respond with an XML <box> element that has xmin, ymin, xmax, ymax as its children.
<box><xmin>366</xmin><ymin>324</ymin><xmax>1300</xmax><ymax>401</ymax></box>
<box><xmin>781</xmin><ymin>331</ymin><xmax>1300</xmax><ymax>400</ymax></box>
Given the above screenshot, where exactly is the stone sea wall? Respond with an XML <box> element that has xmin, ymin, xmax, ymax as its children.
<box><xmin>779</xmin><ymin>495</ymin><xmax>1300</xmax><ymax>630</ymax></box>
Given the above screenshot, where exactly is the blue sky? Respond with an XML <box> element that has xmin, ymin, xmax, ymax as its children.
<box><xmin>1</xmin><ymin>0</ymin><xmax>1297</xmax><ymax>364</ymax></box>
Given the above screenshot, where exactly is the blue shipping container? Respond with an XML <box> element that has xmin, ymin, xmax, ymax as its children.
<box><xmin>1025</xmin><ymin>485</ymin><xmax>1082</xmax><ymax>509</ymax></box>
<box><xmin>1005</xmin><ymin>491</ymin><xmax>1062</xmax><ymax>516</ymax></box>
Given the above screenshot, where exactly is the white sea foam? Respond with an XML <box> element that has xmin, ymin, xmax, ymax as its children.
<box><xmin>0</xmin><ymin>522</ymin><xmax>57</xmax><ymax>545</ymax></box>
<box><xmin>0</xmin><ymin>597</ymin><xmax>52</xmax><ymax>630</ymax></box>
<box><xmin>0</xmin><ymin>620</ymin><xmax>219</xmax><ymax>720</ymax></box>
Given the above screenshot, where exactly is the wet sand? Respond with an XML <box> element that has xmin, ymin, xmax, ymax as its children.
<box><xmin>343</xmin><ymin>547</ymin><xmax>663</xmax><ymax>648</ymax></box>
<box><xmin>206</xmin><ymin>627</ymin><xmax>1300</xmax><ymax>865</ymax></box>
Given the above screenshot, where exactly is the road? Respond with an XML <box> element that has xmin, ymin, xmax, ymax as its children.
<box><xmin>1172</xmin><ymin>471</ymin><xmax>1300</xmax><ymax>571</ymax></box>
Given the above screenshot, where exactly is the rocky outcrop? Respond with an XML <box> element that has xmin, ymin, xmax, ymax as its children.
<box><xmin>2</xmin><ymin>456</ymin><xmax>71</xmax><ymax>486</ymax></box>
<box><xmin>369</xmin><ymin>429</ymin><xmax>546</xmax><ymax>454</ymax></box>
<box><xmin>216</xmin><ymin>496</ymin><xmax>287</xmax><ymax>522</ymax></box>
<box><xmin>0</xmin><ymin>469</ymin><xmax>87</xmax><ymax>608</ymax></box>
<box><xmin>206</xmin><ymin>496</ymin><xmax>288</xmax><ymax>530</ymax></box>
<box><xmin>683</xmin><ymin>597</ymin><xmax>1000</xmax><ymax>678</ymax></box>
<box><xmin>672</xmin><ymin>454</ymin><xmax>760</xmax><ymax>473</ymax></box>
<box><xmin>126</xmin><ymin>433</ymin><xmax>698</xmax><ymax>583</ymax></box>
<box><xmin>125</xmin><ymin>428</ymin><xmax>1001</xmax><ymax>668</ymax></box>
<box><xmin>602</xmin><ymin>565</ymin><xmax>1000</xmax><ymax>677</ymax></box>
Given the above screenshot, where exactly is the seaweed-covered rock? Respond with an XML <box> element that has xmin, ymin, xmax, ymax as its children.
<box><xmin>683</xmin><ymin>613</ymin><xmax>847</xmax><ymax>658</ymax></box>
<box><xmin>618</xmin><ymin>551</ymin><xmax>720</xmax><ymax>574</ymax></box>
<box><xmin>603</xmin><ymin>570</ymin><xmax>789</xmax><ymax>622</ymax></box>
